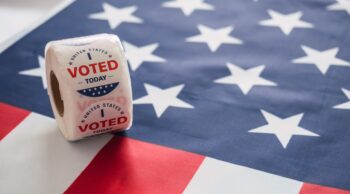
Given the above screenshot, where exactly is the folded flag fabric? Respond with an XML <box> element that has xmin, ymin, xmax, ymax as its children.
<box><xmin>0</xmin><ymin>0</ymin><xmax>350</xmax><ymax>193</ymax></box>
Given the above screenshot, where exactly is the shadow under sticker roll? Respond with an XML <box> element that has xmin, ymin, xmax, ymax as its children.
<box><xmin>45</xmin><ymin>34</ymin><xmax>133</xmax><ymax>141</ymax></box>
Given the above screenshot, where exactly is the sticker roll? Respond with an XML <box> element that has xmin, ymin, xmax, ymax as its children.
<box><xmin>45</xmin><ymin>34</ymin><xmax>133</xmax><ymax>141</ymax></box>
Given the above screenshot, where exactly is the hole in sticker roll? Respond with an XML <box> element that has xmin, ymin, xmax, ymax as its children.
<box><xmin>50</xmin><ymin>71</ymin><xmax>64</xmax><ymax>117</ymax></box>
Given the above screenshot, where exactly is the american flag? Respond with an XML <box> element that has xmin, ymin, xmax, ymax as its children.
<box><xmin>0</xmin><ymin>0</ymin><xmax>350</xmax><ymax>193</ymax></box>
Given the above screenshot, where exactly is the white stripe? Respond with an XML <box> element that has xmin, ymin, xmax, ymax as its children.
<box><xmin>0</xmin><ymin>0</ymin><xmax>75</xmax><ymax>54</ymax></box>
<box><xmin>0</xmin><ymin>112</ymin><xmax>112</xmax><ymax>194</ymax></box>
<box><xmin>184</xmin><ymin>157</ymin><xmax>303</xmax><ymax>194</ymax></box>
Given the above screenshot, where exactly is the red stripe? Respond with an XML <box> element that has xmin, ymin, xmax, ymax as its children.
<box><xmin>0</xmin><ymin>103</ymin><xmax>30</xmax><ymax>140</ymax></box>
<box><xmin>300</xmin><ymin>183</ymin><xmax>350</xmax><ymax>194</ymax></box>
<box><xmin>65</xmin><ymin>136</ymin><xmax>204</xmax><ymax>194</ymax></box>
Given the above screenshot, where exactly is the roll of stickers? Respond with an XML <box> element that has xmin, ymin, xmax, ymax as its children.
<box><xmin>45</xmin><ymin>34</ymin><xmax>133</xmax><ymax>141</ymax></box>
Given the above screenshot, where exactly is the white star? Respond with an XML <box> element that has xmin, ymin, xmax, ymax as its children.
<box><xmin>89</xmin><ymin>3</ymin><xmax>142</xmax><ymax>29</ymax></box>
<box><xmin>214</xmin><ymin>63</ymin><xmax>277</xmax><ymax>95</ymax></box>
<box><xmin>123</xmin><ymin>41</ymin><xmax>166</xmax><ymax>71</ymax></box>
<box><xmin>162</xmin><ymin>0</ymin><xmax>214</xmax><ymax>16</ymax></box>
<box><xmin>133</xmin><ymin>84</ymin><xmax>194</xmax><ymax>118</ymax></box>
<box><xmin>334</xmin><ymin>88</ymin><xmax>350</xmax><ymax>109</ymax></box>
<box><xmin>19</xmin><ymin>56</ymin><xmax>46</xmax><ymax>89</ymax></box>
<box><xmin>249</xmin><ymin>110</ymin><xmax>319</xmax><ymax>149</ymax></box>
<box><xmin>327</xmin><ymin>0</ymin><xmax>350</xmax><ymax>15</ymax></box>
<box><xmin>292</xmin><ymin>45</ymin><xmax>350</xmax><ymax>74</ymax></box>
<box><xmin>186</xmin><ymin>25</ymin><xmax>243</xmax><ymax>52</ymax></box>
<box><xmin>259</xmin><ymin>9</ymin><xmax>313</xmax><ymax>35</ymax></box>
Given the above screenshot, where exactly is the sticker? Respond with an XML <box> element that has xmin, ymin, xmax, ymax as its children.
<box><xmin>78</xmin><ymin>100</ymin><xmax>129</xmax><ymax>136</ymax></box>
<box><xmin>64</xmin><ymin>46</ymin><xmax>122</xmax><ymax>98</ymax></box>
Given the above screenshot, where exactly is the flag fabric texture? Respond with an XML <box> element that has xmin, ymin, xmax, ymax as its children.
<box><xmin>0</xmin><ymin>0</ymin><xmax>350</xmax><ymax>193</ymax></box>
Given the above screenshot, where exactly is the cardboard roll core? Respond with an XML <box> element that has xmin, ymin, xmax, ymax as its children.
<box><xmin>50</xmin><ymin>71</ymin><xmax>64</xmax><ymax>117</ymax></box>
